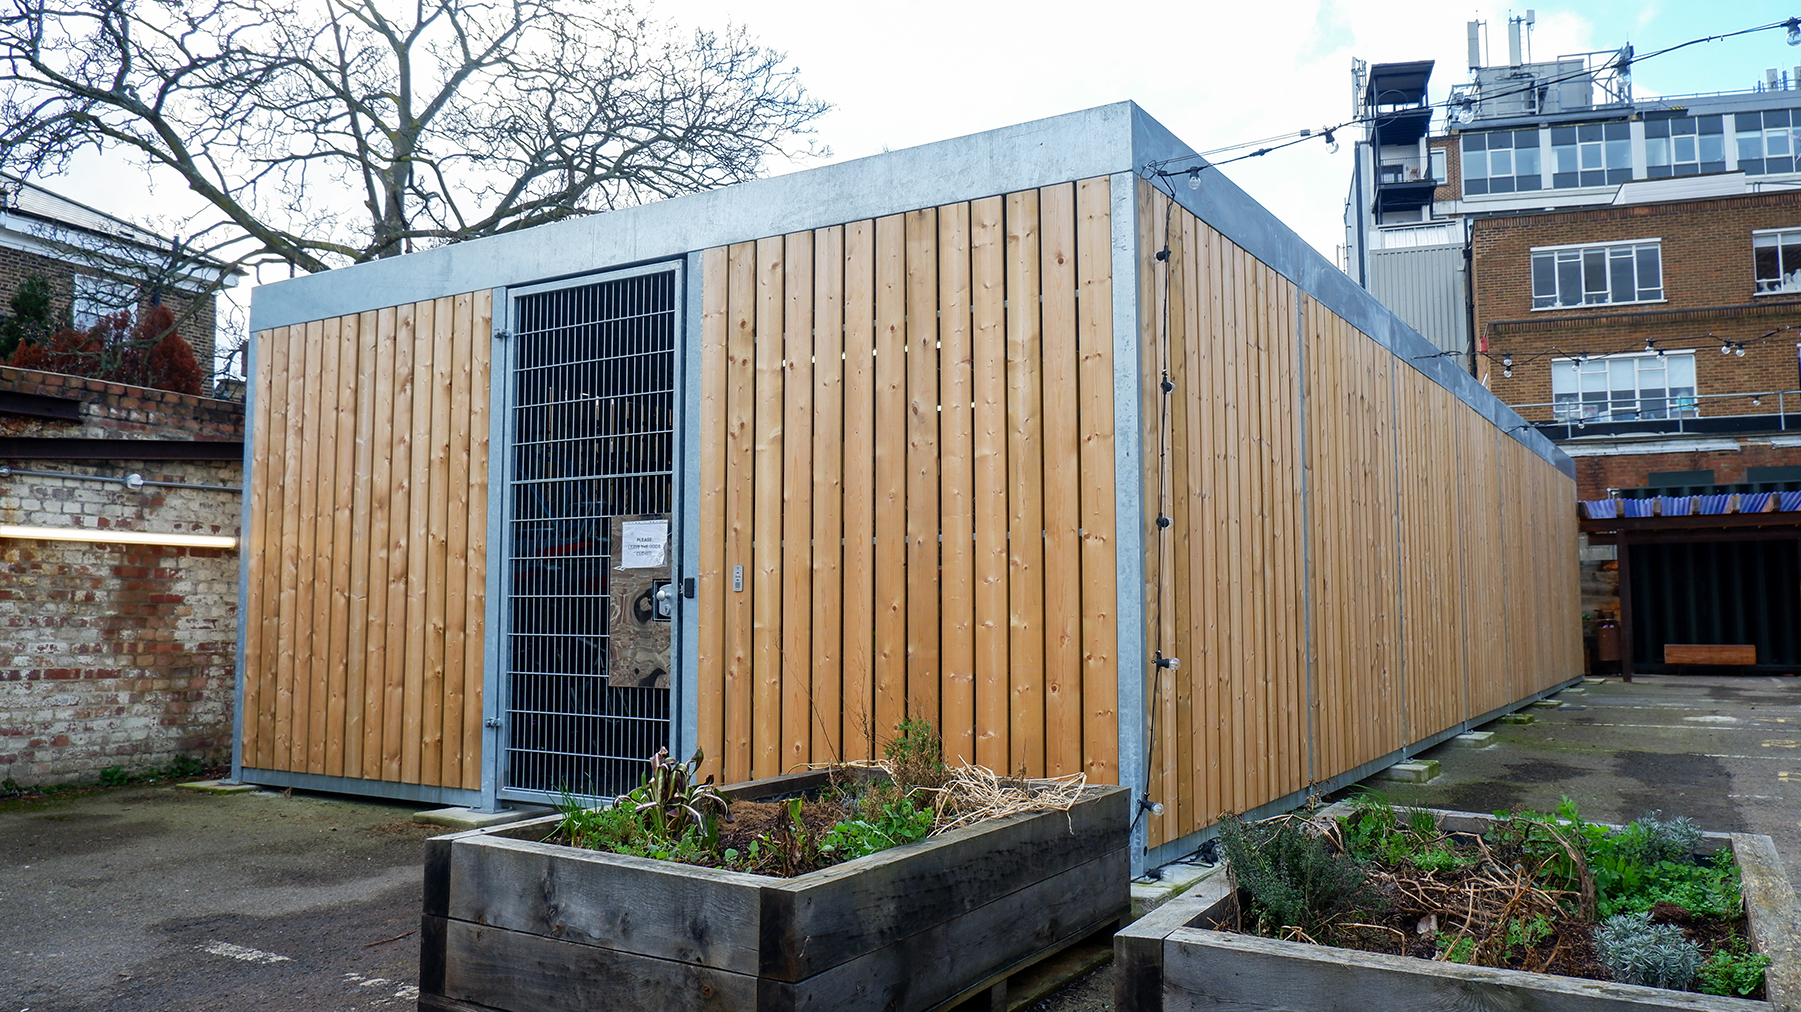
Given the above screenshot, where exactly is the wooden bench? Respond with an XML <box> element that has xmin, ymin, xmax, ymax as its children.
<box><xmin>1664</xmin><ymin>643</ymin><xmax>1757</xmax><ymax>666</ymax></box>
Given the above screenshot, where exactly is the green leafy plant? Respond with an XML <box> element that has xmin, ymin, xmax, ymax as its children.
<box><xmin>1437</xmin><ymin>933</ymin><xmax>1476</xmax><ymax>963</ymax></box>
<box><xmin>1498</xmin><ymin>914</ymin><xmax>1554</xmax><ymax>963</ymax></box>
<box><xmin>1219</xmin><ymin>814</ymin><xmax>1372</xmax><ymax>936</ymax></box>
<box><xmin>818</xmin><ymin>793</ymin><xmax>934</xmax><ymax>861</ymax></box>
<box><xmin>1697</xmin><ymin>934</ymin><xmax>1771</xmax><ymax>997</ymax></box>
<box><xmin>1340</xmin><ymin>789</ymin><xmax>1472</xmax><ymax>873</ymax></box>
<box><xmin>98</xmin><ymin>766</ymin><xmax>130</xmax><ymax>787</ymax></box>
<box><xmin>1594</xmin><ymin>912</ymin><xmax>1701</xmax><ymax>990</ymax></box>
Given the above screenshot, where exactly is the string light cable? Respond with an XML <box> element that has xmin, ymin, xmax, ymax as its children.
<box><xmin>1481</xmin><ymin>325</ymin><xmax>1797</xmax><ymax>376</ymax></box>
<box><xmin>1142</xmin><ymin>16</ymin><xmax>1801</xmax><ymax>185</ymax></box>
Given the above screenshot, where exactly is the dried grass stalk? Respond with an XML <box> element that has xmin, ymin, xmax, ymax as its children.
<box><xmin>806</xmin><ymin>759</ymin><xmax>1087</xmax><ymax>835</ymax></box>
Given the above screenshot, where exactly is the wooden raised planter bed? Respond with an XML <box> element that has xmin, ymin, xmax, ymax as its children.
<box><xmin>1116</xmin><ymin>806</ymin><xmax>1801</xmax><ymax>1012</ymax></box>
<box><xmin>419</xmin><ymin>771</ymin><xmax>1130</xmax><ymax>1012</ymax></box>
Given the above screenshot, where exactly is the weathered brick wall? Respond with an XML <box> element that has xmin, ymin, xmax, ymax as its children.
<box><xmin>0</xmin><ymin>364</ymin><xmax>243</xmax><ymax>441</ymax></box>
<box><xmin>0</xmin><ymin>244</ymin><xmax>220</xmax><ymax>385</ymax></box>
<box><xmin>0</xmin><ymin>365</ymin><xmax>244</xmax><ymax>787</ymax></box>
<box><xmin>1472</xmin><ymin>190</ymin><xmax>1801</xmax><ymax>416</ymax></box>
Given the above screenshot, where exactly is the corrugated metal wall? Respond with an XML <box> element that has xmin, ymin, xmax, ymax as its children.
<box><xmin>1368</xmin><ymin>242</ymin><xmax>1469</xmax><ymax>365</ymax></box>
<box><xmin>1137</xmin><ymin>183</ymin><xmax>1579</xmax><ymax>848</ymax></box>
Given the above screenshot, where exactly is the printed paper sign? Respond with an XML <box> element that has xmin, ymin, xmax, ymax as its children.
<box><xmin>618</xmin><ymin>519</ymin><xmax>669</xmax><ymax>569</ymax></box>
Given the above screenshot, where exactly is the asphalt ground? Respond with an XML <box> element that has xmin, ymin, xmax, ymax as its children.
<box><xmin>0</xmin><ymin>785</ymin><xmax>444</xmax><ymax>1012</ymax></box>
<box><xmin>0</xmin><ymin>672</ymin><xmax>1793</xmax><ymax>1012</ymax></box>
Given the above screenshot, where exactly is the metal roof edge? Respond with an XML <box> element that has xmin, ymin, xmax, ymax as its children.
<box><xmin>249</xmin><ymin>102</ymin><xmax>1144</xmax><ymax>333</ymax></box>
<box><xmin>1128</xmin><ymin>104</ymin><xmax>1574</xmax><ymax>480</ymax></box>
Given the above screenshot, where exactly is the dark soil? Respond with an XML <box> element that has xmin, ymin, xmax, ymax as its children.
<box><xmin>717</xmin><ymin>798</ymin><xmax>855</xmax><ymax>861</ymax></box>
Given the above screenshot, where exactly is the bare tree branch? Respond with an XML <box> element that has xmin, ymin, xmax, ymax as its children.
<box><xmin>0</xmin><ymin>0</ymin><xmax>829</xmax><ymax>271</ymax></box>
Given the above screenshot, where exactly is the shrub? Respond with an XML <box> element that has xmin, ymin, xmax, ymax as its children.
<box><xmin>7</xmin><ymin>304</ymin><xmax>203</xmax><ymax>395</ymax></box>
<box><xmin>1594</xmin><ymin>912</ymin><xmax>1701</xmax><ymax>990</ymax></box>
<box><xmin>1617</xmin><ymin>812</ymin><xmax>1703</xmax><ymax>866</ymax></box>
<box><xmin>0</xmin><ymin>274</ymin><xmax>57</xmax><ymax>360</ymax></box>
<box><xmin>1218</xmin><ymin>814</ymin><xmax>1371</xmax><ymax>935</ymax></box>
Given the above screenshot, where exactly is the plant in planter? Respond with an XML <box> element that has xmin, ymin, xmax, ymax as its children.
<box><xmin>548</xmin><ymin>720</ymin><xmax>969</xmax><ymax>878</ymax></box>
<box><xmin>1116</xmin><ymin>799</ymin><xmax>1797</xmax><ymax>1012</ymax></box>
<box><xmin>421</xmin><ymin>722</ymin><xmax>1131</xmax><ymax>1012</ymax></box>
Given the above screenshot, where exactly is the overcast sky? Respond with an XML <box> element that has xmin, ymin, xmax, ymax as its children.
<box><xmin>38</xmin><ymin>1</ymin><xmax>1801</xmax><ymax>341</ymax></box>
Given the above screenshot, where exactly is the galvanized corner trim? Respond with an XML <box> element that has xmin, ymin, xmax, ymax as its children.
<box><xmin>1109</xmin><ymin>168</ymin><xmax>1149</xmax><ymax>875</ymax></box>
<box><xmin>676</xmin><ymin>252</ymin><xmax>703</xmax><ymax>765</ymax></box>
<box><xmin>230</xmin><ymin>332</ymin><xmax>257</xmax><ymax>783</ymax></box>
<box><xmin>478</xmin><ymin>287</ymin><xmax>511</xmax><ymax>813</ymax></box>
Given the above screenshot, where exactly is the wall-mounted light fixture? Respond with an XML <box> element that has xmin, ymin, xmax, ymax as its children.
<box><xmin>0</xmin><ymin>524</ymin><xmax>238</xmax><ymax>549</ymax></box>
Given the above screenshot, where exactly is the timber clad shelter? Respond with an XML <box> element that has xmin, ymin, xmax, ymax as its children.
<box><xmin>240</xmin><ymin>103</ymin><xmax>1580</xmax><ymax>867</ymax></box>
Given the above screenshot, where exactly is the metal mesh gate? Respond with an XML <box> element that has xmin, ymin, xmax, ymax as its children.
<box><xmin>501</xmin><ymin>268</ymin><xmax>676</xmax><ymax>800</ymax></box>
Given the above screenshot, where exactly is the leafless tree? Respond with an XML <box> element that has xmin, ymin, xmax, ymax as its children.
<box><xmin>0</xmin><ymin>0</ymin><xmax>829</xmax><ymax>277</ymax></box>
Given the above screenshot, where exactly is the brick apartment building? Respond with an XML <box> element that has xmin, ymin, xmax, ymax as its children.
<box><xmin>1</xmin><ymin>174</ymin><xmax>235</xmax><ymax>380</ymax></box>
<box><xmin>1345</xmin><ymin>26</ymin><xmax>1801</xmax><ymax>675</ymax></box>
<box><xmin>1476</xmin><ymin>184</ymin><xmax>1801</xmax><ymax>495</ymax></box>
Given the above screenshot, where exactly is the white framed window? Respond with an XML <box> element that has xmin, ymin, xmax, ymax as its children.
<box><xmin>1551</xmin><ymin>122</ymin><xmax>1634</xmax><ymax>189</ymax></box>
<box><xmin>1531</xmin><ymin>240</ymin><xmax>1663</xmax><ymax>309</ymax></box>
<box><xmin>71</xmin><ymin>275</ymin><xmax>137</xmax><ymax>330</ymax></box>
<box><xmin>1644</xmin><ymin>113</ymin><xmax>1726</xmax><ymax>178</ymax></box>
<box><xmin>1551</xmin><ymin>351</ymin><xmax>1697</xmax><ymax>423</ymax></box>
<box><xmin>1462</xmin><ymin>129</ymin><xmax>1542</xmax><ymax>195</ymax></box>
<box><xmin>1734</xmin><ymin>110</ymin><xmax>1801</xmax><ymax>175</ymax></box>
<box><xmin>1753</xmin><ymin>228</ymin><xmax>1801</xmax><ymax>294</ymax></box>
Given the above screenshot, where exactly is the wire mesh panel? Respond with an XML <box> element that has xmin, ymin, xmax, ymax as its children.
<box><xmin>502</xmin><ymin>268</ymin><xmax>676</xmax><ymax>800</ymax></box>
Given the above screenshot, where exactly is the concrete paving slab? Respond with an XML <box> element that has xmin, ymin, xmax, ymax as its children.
<box><xmin>411</xmin><ymin>806</ymin><xmax>545</xmax><ymax>830</ymax></box>
<box><xmin>1372</xmin><ymin>759</ymin><xmax>1440</xmax><ymax>783</ymax></box>
<box><xmin>174</xmin><ymin>779</ymin><xmax>258</xmax><ymax>794</ymax></box>
<box><xmin>1449</xmin><ymin>731</ymin><xmax>1495</xmax><ymax>748</ymax></box>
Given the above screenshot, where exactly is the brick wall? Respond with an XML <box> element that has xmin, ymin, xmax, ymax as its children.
<box><xmin>0</xmin><ymin>244</ymin><xmax>220</xmax><ymax>385</ymax></box>
<box><xmin>0</xmin><ymin>365</ymin><xmax>244</xmax><ymax>787</ymax></box>
<box><xmin>1432</xmin><ymin>137</ymin><xmax>1459</xmax><ymax>204</ymax></box>
<box><xmin>0</xmin><ymin>364</ymin><xmax>243</xmax><ymax>441</ymax></box>
<box><xmin>1568</xmin><ymin>438</ymin><xmax>1801</xmax><ymax>500</ymax></box>
<box><xmin>1472</xmin><ymin>190</ymin><xmax>1801</xmax><ymax>415</ymax></box>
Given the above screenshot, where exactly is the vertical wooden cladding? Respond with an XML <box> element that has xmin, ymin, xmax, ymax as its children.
<box><xmin>695</xmin><ymin>179</ymin><xmax>1119</xmax><ymax>785</ymax></box>
<box><xmin>1138</xmin><ymin>190</ymin><xmax>1309</xmax><ymax>848</ymax></box>
<box><xmin>243</xmin><ymin>292</ymin><xmax>492</xmax><ymax>790</ymax></box>
<box><xmin>1138</xmin><ymin>181</ymin><xmax>1579</xmax><ymax>848</ymax></box>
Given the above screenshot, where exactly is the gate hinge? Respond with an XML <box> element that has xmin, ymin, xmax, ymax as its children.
<box><xmin>484</xmin><ymin>717</ymin><xmax>503</xmax><ymax>729</ymax></box>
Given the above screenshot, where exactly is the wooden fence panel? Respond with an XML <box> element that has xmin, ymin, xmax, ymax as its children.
<box><xmin>1131</xmin><ymin>181</ymin><xmax>1577</xmax><ymax>846</ymax></box>
<box><xmin>781</xmin><ymin>231</ymin><xmax>815</xmax><ymax>775</ymax></box>
<box><xmin>938</xmin><ymin>205</ymin><xmax>976</xmax><ymax>767</ymax></box>
<box><xmin>244</xmin><ymin>291</ymin><xmax>491</xmax><ymax>789</ymax></box>
<box><xmin>810</xmin><ymin>228</ymin><xmax>846</xmax><ymax>766</ymax></box>
<box><xmin>695</xmin><ymin>179</ymin><xmax>1122</xmax><ymax>786</ymax></box>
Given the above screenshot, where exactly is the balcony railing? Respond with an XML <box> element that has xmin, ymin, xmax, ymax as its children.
<box><xmin>1506</xmin><ymin>388</ymin><xmax>1801</xmax><ymax>441</ymax></box>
